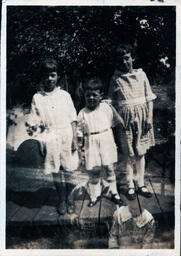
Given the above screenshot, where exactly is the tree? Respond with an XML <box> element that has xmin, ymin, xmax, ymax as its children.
<box><xmin>7</xmin><ymin>6</ymin><xmax>175</xmax><ymax>107</ymax></box>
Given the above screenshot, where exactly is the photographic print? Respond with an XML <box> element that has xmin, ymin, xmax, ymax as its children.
<box><xmin>0</xmin><ymin>0</ymin><xmax>180</xmax><ymax>255</ymax></box>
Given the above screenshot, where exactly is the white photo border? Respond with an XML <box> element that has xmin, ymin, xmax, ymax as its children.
<box><xmin>1</xmin><ymin>0</ymin><xmax>180</xmax><ymax>255</ymax></box>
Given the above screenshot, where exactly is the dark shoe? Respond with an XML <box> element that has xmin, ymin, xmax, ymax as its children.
<box><xmin>111</xmin><ymin>194</ymin><xmax>123</xmax><ymax>206</ymax></box>
<box><xmin>88</xmin><ymin>196</ymin><xmax>100</xmax><ymax>207</ymax></box>
<box><xmin>57</xmin><ymin>200</ymin><xmax>67</xmax><ymax>215</ymax></box>
<box><xmin>137</xmin><ymin>186</ymin><xmax>152</xmax><ymax>198</ymax></box>
<box><xmin>126</xmin><ymin>188</ymin><xmax>136</xmax><ymax>201</ymax></box>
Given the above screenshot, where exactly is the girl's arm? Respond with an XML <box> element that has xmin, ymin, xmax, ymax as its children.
<box><xmin>144</xmin><ymin>101</ymin><xmax>153</xmax><ymax>134</ymax></box>
<box><xmin>76</xmin><ymin>111</ymin><xmax>85</xmax><ymax>155</ymax></box>
<box><xmin>147</xmin><ymin>101</ymin><xmax>153</xmax><ymax>123</ymax></box>
<box><xmin>112</xmin><ymin>105</ymin><xmax>125</xmax><ymax>129</ymax></box>
<box><xmin>71</xmin><ymin>121</ymin><xmax>78</xmax><ymax>152</ymax></box>
<box><xmin>108</xmin><ymin>103</ymin><xmax>125</xmax><ymax>129</ymax></box>
<box><xmin>143</xmin><ymin>71</ymin><xmax>156</xmax><ymax>133</ymax></box>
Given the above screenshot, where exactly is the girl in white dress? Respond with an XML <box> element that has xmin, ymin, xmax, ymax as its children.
<box><xmin>77</xmin><ymin>78</ymin><xmax>123</xmax><ymax>207</ymax></box>
<box><xmin>28</xmin><ymin>59</ymin><xmax>78</xmax><ymax>214</ymax></box>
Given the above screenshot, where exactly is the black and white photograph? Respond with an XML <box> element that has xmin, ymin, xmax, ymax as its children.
<box><xmin>0</xmin><ymin>0</ymin><xmax>180</xmax><ymax>254</ymax></box>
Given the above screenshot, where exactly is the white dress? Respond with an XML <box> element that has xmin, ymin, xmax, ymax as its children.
<box><xmin>29</xmin><ymin>87</ymin><xmax>79</xmax><ymax>174</ymax></box>
<box><xmin>77</xmin><ymin>102</ymin><xmax>117</xmax><ymax>170</ymax></box>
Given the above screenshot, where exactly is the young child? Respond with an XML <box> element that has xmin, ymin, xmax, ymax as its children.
<box><xmin>28</xmin><ymin>59</ymin><xmax>79</xmax><ymax>214</ymax></box>
<box><xmin>108</xmin><ymin>44</ymin><xmax>156</xmax><ymax>200</ymax></box>
<box><xmin>77</xmin><ymin>77</ymin><xmax>123</xmax><ymax>207</ymax></box>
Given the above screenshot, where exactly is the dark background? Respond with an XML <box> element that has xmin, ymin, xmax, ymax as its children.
<box><xmin>7</xmin><ymin>6</ymin><xmax>175</xmax><ymax>107</ymax></box>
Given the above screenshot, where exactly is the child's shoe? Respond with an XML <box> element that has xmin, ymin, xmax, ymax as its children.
<box><xmin>111</xmin><ymin>193</ymin><xmax>123</xmax><ymax>206</ymax></box>
<box><xmin>137</xmin><ymin>186</ymin><xmax>152</xmax><ymax>198</ymax></box>
<box><xmin>126</xmin><ymin>188</ymin><xmax>136</xmax><ymax>201</ymax></box>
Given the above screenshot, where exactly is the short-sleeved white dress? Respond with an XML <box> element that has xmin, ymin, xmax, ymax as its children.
<box><xmin>30</xmin><ymin>87</ymin><xmax>79</xmax><ymax>174</ymax></box>
<box><xmin>77</xmin><ymin>102</ymin><xmax>117</xmax><ymax>170</ymax></box>
<box><xmin>109</xmin><ymin>68</ymin><xmax>156</xmax><ymax>158</ymax></box>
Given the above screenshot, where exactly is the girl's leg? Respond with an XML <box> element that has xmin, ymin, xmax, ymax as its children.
<box><xmin>126</xmin><ymin>158</ymin><xmax>136</xmax><ymax>200</ymax></box>
<box><xmin>106</xmin><ymin>164</ymin><xmax>117</xmax><ymax>193</ymax></box>
<box><xmin>87</xmin><ymin>169</ymin><xmax>102</xmax><ymax>207</ymax></box>
<box><xmin>136</xmin><ymin>155</ymin><xmax>152</xmax><ymax>198</ymax></box>
<box><xmin>52</xmin><ymin>171</ymin><xmax>67</xmax><ymax>215</ymax></box>
<box><xmin>106</xmin><ymin>164</ymin><xmax>122</xmax><ymax>205</ymax></box>
<box><xmin>87</xmin><ymin>178</ymin><xmax>101</xmax><ymax>200</ymax></box>
<box><xmin>126</xmin><ymin>159</ymin><xmax>134</xmax><ymax>189</ymax></box>
<box><xmin>136</xmin><ymin>155</ymin><xmax>145</xmax><ymax>188</ymax></box>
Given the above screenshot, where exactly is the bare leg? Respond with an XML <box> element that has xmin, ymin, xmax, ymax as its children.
<box><xmin>126</xmin><ymin>158</ymin><xmax>136</xmax><ymax>200</ymax></box>
<box><xmin>136</xmin><ymin>155</ymin><xmax>152</xmax><ymax>198</ymax></box>
<box><xmin>126</xmin><ymin>160</ymin><xmax>134</xmax><ymax>190</ymax></box>
<box><xmin>87</xmin><ymin>178</ymin><xmax>101</xmax><ymax>201</ymax></box>
<box><xmin>52</xmin><ymin>171</ymin><xmax>67</xmax><ymax>215</ymax></box>
<box><xmin>106</xmin><ymin>165</ymin><xmax>122</xmax><ymax>205</ymax></box>
<box><xmin>136</xmin><ymin>155</ymin><xmax>145</xmax><ymax>188</ymax></box>
<box><xmin>87</xmin><ymin>169</ymin><xmax>102</xmax><ymax>207</ymax></box>
<box><xmin>106</xmin><ymin>164</ymin><xmax>118</xmax><ymax>195</ymax></box>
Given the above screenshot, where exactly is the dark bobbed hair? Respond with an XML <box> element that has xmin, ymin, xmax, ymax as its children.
<box><xmin>39</xmin><ymin>58</ymin><xmax>58</xmax><ymax>76</ymax></box>
<box><xmin>84</xmin><ymin>77</ymin><xmax>103</xmax><ymax>92</ymax></box>
<box><xmin>116</xmin><ymin>43</ymin><xmax>135</xmax><ymax>57</ymax></box>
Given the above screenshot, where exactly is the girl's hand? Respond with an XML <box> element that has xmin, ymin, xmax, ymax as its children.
<box><xmin>143</xmin><ymin>119</ymin><xmax>152</xmax><ymax>135</ymax></box>
<box><xmin>72</xmin><ymin>136</ymin><xmax>78</xmax><ymax>152</ymax></box>
<box><xmin>145</xmin><ymin>119</ymin><xmax>152</xmax><ymax>130</ymax></box>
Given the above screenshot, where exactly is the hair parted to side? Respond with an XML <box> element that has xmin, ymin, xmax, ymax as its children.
<box><xmin>84</xmin><ymin>77</ymin><xmax>103</xmax><ymax>92</ymax></box>
<box><xmin>39</xmin><ymin>58</ymin><xmax>58</xmax><ymax>76</ymax></box>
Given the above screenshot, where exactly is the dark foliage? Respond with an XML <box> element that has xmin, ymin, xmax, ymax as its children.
<box><xmin>7</xmin><ymin>6</ymin><xmax>175</xmax><ymax>107</ymax></box>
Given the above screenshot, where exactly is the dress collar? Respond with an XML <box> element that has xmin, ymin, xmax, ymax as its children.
<box><xmin>114</xmin><ymin>68</ymin><xmax>142</xmax><ymax>77</ymax></box>
<box><xmin>40</xmin><ymin>86</ymin><xmax>60</xmax><ymax>96</ymax></box>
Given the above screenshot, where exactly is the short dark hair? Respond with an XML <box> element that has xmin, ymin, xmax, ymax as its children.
<box><xmin>84</xmin><ymin>77</ymin><xmax>103</xmax><ymax>92</ymax></box>
<box><xmin>39</xmin><ymin>58</ymin><xmax>58</xmax><ymax>76</ymax></box>
<box><xmin>116</xmin><ymin>43</ymin><xmax>134</xmax><ymax>57</ymax></box>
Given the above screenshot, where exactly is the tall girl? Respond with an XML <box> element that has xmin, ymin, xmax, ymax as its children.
<box><xmin>109</xmin><ymin>44</ymin><xmax>156</xmax><ymax>200</ymax></box>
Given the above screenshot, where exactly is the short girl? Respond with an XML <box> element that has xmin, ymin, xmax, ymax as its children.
<box><xmin>29</xmin><ymin>59</ymin><xmax>78</xmax><ymax>214</ymax></box>
<box><xmin>77</xmin><ymin>78</ymin><xmax>122</xmax><ymax>207</ymax></box>
<box><xmin>109</xmin><ymin>44</ymin><xmax>156</xmax><ymax>200</ymax></box>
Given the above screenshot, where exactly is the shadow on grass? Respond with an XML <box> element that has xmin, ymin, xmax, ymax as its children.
<box><xmin>7</xmin><ymin>183</ymin><xmax>75</xmax><ymax>208</ymax></box>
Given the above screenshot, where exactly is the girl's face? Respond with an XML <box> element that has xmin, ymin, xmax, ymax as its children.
<box><xmin>116</xmin><ymin>52</ymin><xmax>133</xmax><ymax>73</ymax></box>
<box><xmin>85</xmin><ymin>89</ymin><xmax>102</xmax><ymax>110</ymax></box>
<box><xmin>42</xmin><ymin>71</ymin><xmax>58</xmax><ymax>92</ymax></box>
